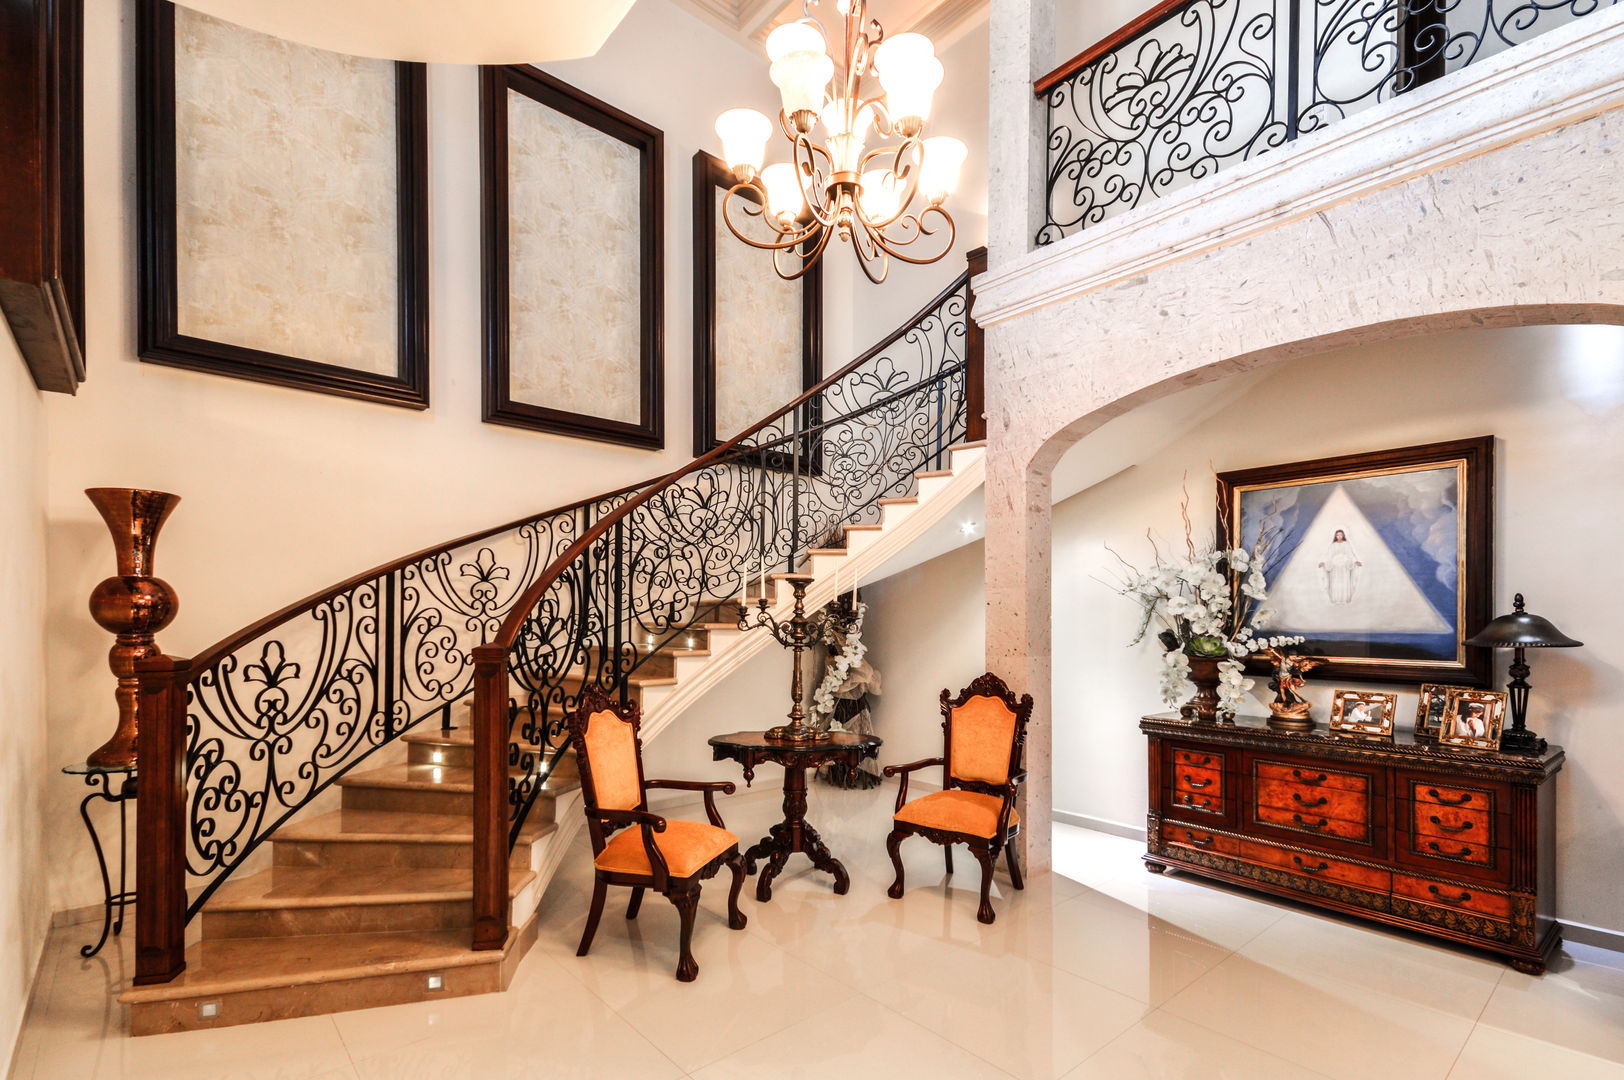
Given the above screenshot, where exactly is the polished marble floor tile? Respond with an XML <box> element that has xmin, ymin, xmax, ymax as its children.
<box><xmin>10</xmin><ymin>791</ymin><xmax>1624</xmax><ymax>1080</ymax></box>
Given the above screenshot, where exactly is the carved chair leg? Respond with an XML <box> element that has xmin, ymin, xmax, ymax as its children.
<box><xmin>626</xmin><ymin>886</ymin><xmax>645</xmax><ymax>920</ymax></box>
<box><xmin>972</xmin><ymin>847</ymin><xmax>997</xmax><ymax>924</ymax></box>
<box><xmin>668</xmin><ymin>885</ymin><xmax>701</xmax><ymax>982</ymax></box>
<box><xmin>725</xmin><ymin>852</ymin><xmax>748</xmax><ymax>931</ymax></box>
<box><xmin>1005</xmin><ymin>840</ymin><xmax>1024</xmax><ymax>890</ymax></box>
<box><xmin>886</xmin><ymin>829</ymin><xmax>907</xmax><ymax>900</ymax></box>
<box><xmin>945</xmin><ymin>845</ymin><xmax>954</xmax><ymax>875</ymax></box>
<box><xmin>578</xmin><ymin>877</ymin><xmax>608</xmax><ymax>957</ymax></box>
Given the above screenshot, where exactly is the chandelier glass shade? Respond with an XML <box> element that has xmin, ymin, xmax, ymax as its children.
<box><xmin>712</xmin><ymin>0</ymin><xmax>965</xmax><ymax>283</ymax></box>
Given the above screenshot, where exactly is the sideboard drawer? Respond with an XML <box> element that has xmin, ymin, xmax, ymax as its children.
<box><xmin>1163</xmin><ymin>744</ymin><xmax>1232</xmax><ymax>823</ymax></box>
<box><xmin>1237</xmin><ymin>839</ymin><xmax>1390</xmax><ymax>892</ymax></box>
<box><xmin>1253</xmin><ymin>802</ymin><xmax>1372</xmax><ymax>843</ymax></box>
<box><xmin>1410</xmin><ymin>779</ymin><xmax>1500</xmax><ymax>817</ymax></box>
<box><xmin>1165</xmin><ymin>825</ymin><xmax>1239</xmax><ymax>857</ymax></box>
<box><xmin>1392</xmin><ymin>872</ymin><xmax>1513</xmax><ymax>921</ymax></box>
<box><xmin>1254</xmin><ymin>778</ymin><xmax>1370</xmax><ymax>826</ymax></box>
<box><xmin>1173</xmin><ymin>763</ymin><xmax>1223</xmax><ymax>797</ymax></box>
<box><xmin>1255</xmin><ymin>759</ymin><xmax>1371</xmax><ymax>793</ymax></box>
<box><xmin>1166</xmin><ymin>787</ymin><xmax>1226</xmax><ymax>819</ymax></box>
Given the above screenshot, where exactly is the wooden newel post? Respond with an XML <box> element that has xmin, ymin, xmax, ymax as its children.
<box><xmin>964</xmin><ymin>245</ymin><xmax>988</xmax><ymax>443</ymax></box>
<box><xmin>470</xmin><ymin>644</ymin><xmax>510</xmax><ymax>952</ymax></box>
<box><xmin>134</xmin><ymin>654</ymin><xmax>189</xmax><ymax>985</ymax></box>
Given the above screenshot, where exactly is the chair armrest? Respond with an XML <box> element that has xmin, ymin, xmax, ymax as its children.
<box><xmin>644</xmin><ymin>778</ymin><xmax>737</xmax><ymax>828</ymax></box>
<box><xmin>596</xmin><ymin>809</ymin><xmax>670</xmax><ymax>887</ymax></box>
<box><xmin>1007</xmin><ymin>770</ymin><xmax>1028</xmax><ymax>788</ymax></box>
<box><xmin>882</xmin><ymin>757</ymin><xmax>944</xmax><ymax>813</ymax></box>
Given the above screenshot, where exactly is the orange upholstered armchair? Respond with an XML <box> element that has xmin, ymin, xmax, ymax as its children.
<box><xmin>569</xmin><ymin>687</ymin><xmax>747</xmax><ymax>982</ymax></box>
<box><xmin>883</xmin><ymin>672</ymin><xmax>1033</xmax><ymax>924</ymax></box>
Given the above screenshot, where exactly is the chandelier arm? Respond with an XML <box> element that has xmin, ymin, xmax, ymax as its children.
<box><xmin>850</xmin><ymin>221</ymin><xmax>890</xmax><ymax>285</ymax></box>
<box><xmin>869</xmin><ymin>207</ymin><xmax>957</xmax><ymax>266</ymax></box>
<box><xmin>792</xmin><ymin>135</ymin><xmax>839</xmax><ymax>230</ymax></box>
<box><xmin>769</xmin><ymin>223</ymin><xmax>835</xmax><ymax>282</ymax></box>
<box><xmin>848</xmin><ymin>141</ymin><xmax>923</xmax><ymax>232</ymax></box>
<box><xmin>721</xmin><ymin>184</ymin><xmax>823</xmax><ymax>252</ymax></box>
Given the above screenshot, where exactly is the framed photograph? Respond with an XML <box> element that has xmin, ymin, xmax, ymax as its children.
<box><xmin>137</xmin><ymin>0</ymin><xmax>430</xmax><ymax>407</ymax></box>
<box><xmin>1329</xmin><ymin>690</ymin><xmax>1397</xmax><ymax>738</ymax></box>
<box><xmin>692</xmin><ymin>151</ymin><xmax>821</xmax><ymax>456</ymax></box>
<box><xmin>481</xmin><ymin>64</ymin><xmax>663</xmax><ymax>448</ymax></box>
<box><xmin>1219</xmin><ymin>437</ymin><xmax>1493</xmax><ymax>686</ymax></box>
<box><xmin>1438</xmin><ymin>689</ymin><xmax>1506</xmax><ymax>751</ymax></box>
<box><xmin>1414</xmin><ymin>683</ymin><xmax>1469</xmax><ymax>738</ymax></box>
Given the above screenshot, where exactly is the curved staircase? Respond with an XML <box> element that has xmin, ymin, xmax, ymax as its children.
<box><xmin>123</xmin><ymin>255</ymin><xmax>985</xmax><ymax>1033</ymax></box>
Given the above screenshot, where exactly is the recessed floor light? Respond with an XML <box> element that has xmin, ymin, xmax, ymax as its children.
<box><xmin>426</xmin><ymin>973</ymin><xmax>445</xmax><ymax>991</ymax></box>
<box><xmin>197</xmin><ymin>1000</ymin><xmax>220</xmax><ymax>1019</ymax></box>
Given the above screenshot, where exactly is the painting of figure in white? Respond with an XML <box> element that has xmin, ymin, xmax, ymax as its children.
<box><xmin>1319</xmin><ymin>529</ymin><xmax>1362</xmax><ymax>604</ymax></box>
<box><xmin>1232</xmin><ymin>462</ymin><xmax>1465</xmax><ymax>667</ymax></box>
<box><xmin>1221</xmin><ymin>440</ymin><xmax>1491</xmax><ymax>684</ymax></box>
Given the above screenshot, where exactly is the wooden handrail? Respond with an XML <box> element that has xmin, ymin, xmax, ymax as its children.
<box><xmin>1033</xmin><ymin>0</ymin><xmax>1192</xmax><ymax>97</ymax></box>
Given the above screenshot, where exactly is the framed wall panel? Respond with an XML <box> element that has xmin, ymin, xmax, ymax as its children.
<box><xmin>691</xmin><ymin>151</ymin><xmax>821</xmax><ymax>456</ymax></box>
<box><xmin>481</xmin><ymin>65</ymin><xmax>664</xmax><ymax>449</ymax></box>
<box><xmin>136</xmin><ymin>0</ymin><xmax>429</xmax><ymax>407</ymax></box>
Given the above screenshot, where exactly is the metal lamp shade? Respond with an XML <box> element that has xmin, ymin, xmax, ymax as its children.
<box><xmin>1465</xmin><ymin>594</ymin><xmax>1582</xmax><ymax>649</ymax></box>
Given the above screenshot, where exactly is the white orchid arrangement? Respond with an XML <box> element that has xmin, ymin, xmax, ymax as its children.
<box><xmin>1111</xmin><ymin>483</ymin><xmax>1303</xmax><ymax>717</ymax></box>
<box><xmin>810</xmin><ymin>600</ymin><xmax>868</xmax><ymax>724</ymax></box>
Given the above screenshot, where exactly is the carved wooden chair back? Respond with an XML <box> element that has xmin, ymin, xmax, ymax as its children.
<box><xmin>567</xmin><ymin>685</ymin><xmax>650</xmax><ymax>856</ymax></box>
<box><xmin>940</xmin><ymin>672</ymin><xmax>1033</xmax><ymax>796</ymax></box>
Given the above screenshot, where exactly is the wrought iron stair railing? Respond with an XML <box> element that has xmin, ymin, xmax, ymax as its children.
<box><xmin>1034</xmin><ymin>0</ymin><xmax>1621</xmax><ymax>244</ymax></box>
<box><xmin>132</xmin><ymin>248</ymin><xmax>985</xmax><ymax>984</ymax></box>
<box><xmin>465</xmin><ymin>255</ymin><xmax>985</xmax><ymax>950</ymax></box>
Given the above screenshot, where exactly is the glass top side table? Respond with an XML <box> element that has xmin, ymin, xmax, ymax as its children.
<box><xmin>61</xmin><ymin>762</ymin><xmax>137</xmax><ymax>958</ymax></box>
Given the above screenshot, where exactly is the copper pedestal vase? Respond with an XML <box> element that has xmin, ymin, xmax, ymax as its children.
<box><xmin>85</xmin><ymin>488</ymin><xmax>180</xmax><ymax>769</ymax></box>
<box><xmin>1180</xmin><ymin>656</ymin><xmax>1225</xmax><ymax>724</ymax></box>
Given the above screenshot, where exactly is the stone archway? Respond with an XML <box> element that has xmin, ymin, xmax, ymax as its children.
<box><xmin>977</xmin><ymin>104</ymin><xmax>1624</xmax><ymax>874</ymax></box>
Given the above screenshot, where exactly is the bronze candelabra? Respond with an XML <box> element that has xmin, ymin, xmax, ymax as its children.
<box><xmin>739</xmin><ymin>573</ymin><xmax>829</xmax><ymax>743</ymax></box>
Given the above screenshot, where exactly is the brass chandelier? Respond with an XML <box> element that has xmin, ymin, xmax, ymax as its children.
<box><xmin>713</xmin><ymin>0</ymin><xmax>966</xmax><ymax>283</ymax></box>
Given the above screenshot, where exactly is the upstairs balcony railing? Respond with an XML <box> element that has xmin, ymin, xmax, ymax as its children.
<box><xmin>1034</xmin><ymin>0</ymin><xmax>1620</xmax><ymax>244</ymax></box>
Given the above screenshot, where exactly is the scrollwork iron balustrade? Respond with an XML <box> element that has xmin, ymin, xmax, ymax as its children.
<box><xmin>1037</xmin><ymin>0</ymin><xmax>1619</xmax><ymax>243</ymax></box>
<box><xmin>176</xmin><ymin>490</ymin><xmax>636</xmax><ymax>918</ymax></box>
<box><xmin>490</xmin><ymin>272</ymin><xmax>972</xmax><ymax>846</ymax></box>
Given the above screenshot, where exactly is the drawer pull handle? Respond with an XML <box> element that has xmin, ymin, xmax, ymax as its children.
<box><xmin>1292</xmin><ymin>793</ymin><xmax>1329</xmax><ymax>808</ymax></box>
<box><xmin>1184</xmin><ymin>776</ymin><xmax>1214</xmax><ymax>789</ymax></box>
<box><xmin>1292</xmin><ymin>855</ymin><xmax>1329</xmax><ymax>874</ymax></box>
<box><xmin>1427</xmin><ymin>841</ymin><xmax>1473</xmax><ymax>858</ymax></box>
<box><xmin>1293</xmin><ymin>813</ymin><xmax>1329</xmax><ymax>829</ymax></box>
<box><xmin>1181</xmin><ymin>794</ymin><xmax>1213</xmax><ymax>809</ymax></box>
<box><xmin>1185</xmin><ymin>832</ymin><xmax>1214</xmax><ymax>848</ymax></box>
<box><xmin>1293</xmin><ymin>770</ymin><xmax>1327</xmax><ymax>785</ymax></box>
<box><xmin>1181</xmin><ymin>754</ymin><xmax>1213</xmax><ymax>766</ymax></box>
<box><xmin>1427</xmin><ymin>788</ymin><xmax>1473</xmax><ymax>807</ymax></box>
<box><xmin>1429</xmin><ymin>816</ymin><xmax>1474</xmax><ymax>834</ymax></box>
<box><xmin>1428</xmin><ymin>884</ymin><xmax>1472</xmax><ymax>905</ymax></box>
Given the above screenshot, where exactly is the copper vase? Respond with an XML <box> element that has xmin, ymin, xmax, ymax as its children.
<box><xmin>86</xmin><ymin>488</ymin><xmax>181</xmax><ymax>769</ymax></box>
<box><xmin>1180</xmin><ymin>656</ymin><xmax>1225</xmax><ymax>724</ymax></box>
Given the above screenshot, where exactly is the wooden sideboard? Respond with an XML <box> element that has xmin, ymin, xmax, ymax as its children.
<box><xmin>1141</xmin><ymin>713</ymin><xmax>1564</xmax><ymax>973</ymax></box>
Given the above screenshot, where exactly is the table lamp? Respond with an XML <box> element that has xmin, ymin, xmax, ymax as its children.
<box><xmin>1464</xmin><ymin>593</ymin><xmax>1581</xmax><ymax>754</ymax></box>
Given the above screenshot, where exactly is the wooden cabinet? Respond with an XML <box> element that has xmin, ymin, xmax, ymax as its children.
<box><xmin>1143</xmin><ymin>714</ymin><xmax>1563</xmax><ymax>974</ymax></box>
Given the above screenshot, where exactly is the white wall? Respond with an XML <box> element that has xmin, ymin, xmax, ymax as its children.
<box><xmin>36</xmin><ymin>0</ymin><xmax>828</xmax><ymax>917</ymax></box>
<box><xmin>0</xmin><ymin>338</ymin><xmax>52</xmax><ymax>1069</ymax></box>
<box><xmin>859</xmin><ymin>323</ymin><xmax>1624</xmax><ymax>939</ymax></box>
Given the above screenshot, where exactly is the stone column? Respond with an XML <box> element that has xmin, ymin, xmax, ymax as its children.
<box><xmin>987</xmin><ymin>0</ymin><xmax>1054</xmax><ymax>267</ymax></box>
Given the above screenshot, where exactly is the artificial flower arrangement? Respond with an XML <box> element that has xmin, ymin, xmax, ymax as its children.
<box><xmin>810</xmin><ymin>597</ymin><xmax>869</xmax><ymax>726</ymax></box>
<box><xmin>1109</xmin><ymin>485</ymin><xmax>1303</xmax><ymax>719</ymax></box>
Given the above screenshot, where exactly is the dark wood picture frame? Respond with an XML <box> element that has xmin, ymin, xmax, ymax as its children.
<box><xmin>481</xmin><ymin>65</ymin><xmax>664</xmax><ymax>449</ymax></box>
<box><xmin>1218</xmin><ymin>437</ymin><xmax>1494</xmax><ymax>687</ymax></box>
<box><xmin>691</xmin><ymin>150</ymin><xmax>821</xmax><ymax>457</ymax></box>
<box><xmin>136</xmin><ymin>0</ymin><xmax>430</xmax><ymax>408</ymax></box>
<box><xmin>0</xmin><ymin>0</ymin><xmax>84</xmax><ymax>394</ymax></box>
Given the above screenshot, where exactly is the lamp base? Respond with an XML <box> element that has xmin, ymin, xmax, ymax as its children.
<box><xmin>1498</xmin><ymin>726</ymin><xmax>1547</xmax><ymax>755</ymax></box>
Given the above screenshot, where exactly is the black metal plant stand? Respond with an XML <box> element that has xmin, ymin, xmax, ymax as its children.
<box><xmin>61</xmin><ymin>762</ymin><xmax>137</xmax><ymax>958</ymax></box>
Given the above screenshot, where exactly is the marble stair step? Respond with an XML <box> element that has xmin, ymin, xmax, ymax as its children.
<box><xmin>273</xmin><ymin>809</ymin><xmax>555</xmax><ymax>869</ymax></box>
<box><xmin>202</xmin><ymin>866</ymin><xmax>538</xmax><ymax>939</ymax></box>
<box><xmin>119</xmin><ymin>926</ymin><xmax>528</xmax><ymax>1035</ymax></box>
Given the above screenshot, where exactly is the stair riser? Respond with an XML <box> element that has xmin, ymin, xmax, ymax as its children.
<box><xmin>342</xmin><ymin>785</ymin><xmax>472</xmax><ymax>816</ymax></box>
<box><xmin>404</xmin><ymin>742</ymin><xmax>580</xmax><ymax>784</ymax></box>
<box><xmin>128</xmin><ymin>961</ymin><xmax>503</xmax><ymax>1036</ymax></box>
<box><xmin>272</xmin><ymin>837</ymin><xmax>539</xmax><ymax>872</ymax></box>
<box><xmin>201</xmin><ymin>898</ymin><xmax>473</xmax><ymax>939</ymax></box>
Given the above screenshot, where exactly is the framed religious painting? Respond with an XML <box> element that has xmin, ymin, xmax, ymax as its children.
<box><xmin>481</xmin><ymin>65</ymin><xmax>664</xmax><ymax>448</ymax></box>
<box><xmin>137</xmin><ymin>0</ymin><xmax>430</xmax><ymax>407</ymax></box>
<box><xmin>1218</xmin><ymin>437</ymin><xmax>1493</xmax><ymax>686</ymax></box>
<box><xmin>691</xmin><ymin>150</ymin><xmax>821</xmax><ymax>457</ymax></box>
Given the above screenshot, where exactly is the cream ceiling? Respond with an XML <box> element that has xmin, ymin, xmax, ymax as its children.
<box><xmin>673</xmin><ymin>0</ymin><xmax>988</xmax><ymax>51</ymax></box>
<box><xmin>171</xmin><ymin>0</ymin><xmax>637</xmax><ymax>63</ymax></box>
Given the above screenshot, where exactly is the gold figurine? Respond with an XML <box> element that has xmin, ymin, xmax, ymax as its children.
<box><xmin>1259</xmin><ymin>647</ymin><xmax>1328</xmax><ymax>731</ymax></box>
